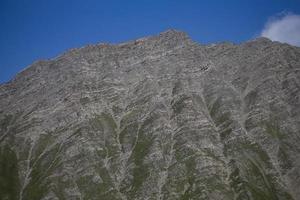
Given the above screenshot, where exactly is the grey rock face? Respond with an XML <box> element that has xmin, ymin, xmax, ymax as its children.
<box><xmin>0</xmin><ymin>30</ymin><xmax>300</xmax><ymax>200</ymax></box>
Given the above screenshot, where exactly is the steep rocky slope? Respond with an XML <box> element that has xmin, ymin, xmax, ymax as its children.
<box><xmin>0</xmin><ymin>30</ymin><xmax>300</xmax><ymax>200</ymax></box>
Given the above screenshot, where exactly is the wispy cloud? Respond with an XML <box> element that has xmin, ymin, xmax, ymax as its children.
<box><xmin>261</xmin><ymin>13</ymin><xmax>300</xmax><ymax>47</ymax></box>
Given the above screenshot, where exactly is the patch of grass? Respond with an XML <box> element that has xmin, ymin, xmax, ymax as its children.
<box><xmin>263</xmin><ymin>121</ymin><xmax>284</xmax><ymax>140</ymax></box>
<box><xmin>215</xmin><ymin>112</ymin><xmax>231</xmax><ymax>127</ymax></box>
<box><xmin>121</xmin><ymin>115</ymin><xmax>157</xmax><ymax>198</ymax></box>
<box><xmin>98</xmin><ymin>113</ymin><xmax>118</xmax><ymax>133</ymax></box>
<box><xmin>22</xmin><ymin>135</ymin><xmax>63</xmax><ymax>200</ymax></box>
<box><xmin>119</xmin><ymin>122</ymin><xmax>139</xmax><ymax>152</ymax></box>
<box><xmin>171</xmin><ymin>95</ymin><xmax>190</xmax><ymax>114</ymax></box>
<box><xmin>84</xmin><ymin>113</ymin><xmax>126</xmax><ymax>199</ymax></box>
<box><xmin>91</xmin><ymin>113</ymin><xmax>120</xmax><ymax>158</ymax></box>
<box><xmin>277</xmin><ymin>146</ymin><xmax>293</xmax><ymax>172</ymax></box>
<box><xmin>0</xmin><ymin>114</ymin><xmax>17</xmax><ymax>144</ymax></box>
<box><xmin>201</xmin><ymin>148</ymin><xmax>222</xmax><ymax>162</ymax></box>
<box><xmin>209</xmin><ymin>97</ymin><xmax>222</xmax><ymax>119</ymax></box>
<box><xmin>52</xmin><ymin>176</ymin><xmax>68</xmax><ymax>200</ymax></box>
<box><xmin>75</xmin><ymin>146</ymin><xmax>123</xmax><ymax>200</ymax></box>
<box><xmin>131</xmin><ymin>130</ymin><xmax>155</xmax><ymax>193</ymax></box>
<box><xmin>207</xmin><ymin>97</ymin><xmax>233</xmax><ymax>140</ymax></box>
<box><xmin>228</xmin><ymin>160</ymin><xmax>249</xmax><ymax>200</ymax></box>
<box><xmin>180</xmin><ymin>157</ymin><xmax>198</xmax><ymax>200</ymax></box>
<box><xmin>31</xmin><ymin>134</ymin><xmax>55</xmax><ymax>165</ymax></box>
<box><xmin>228</xmin><ymin>140</ymin><xmax>294</xmax><ymax>200</ymax></box>
<box><xmin>76</xmin><ymin>171</ymin><xmax>119</xmax><ymax>200</ymax></box>
<box><xmin>220</xmin><ymin>128</ymin><xmax>232</xmax><ymax>141</ymax></box>
<box><xmin>22</xmin><ymin>160</ymin><xmax>52</xmax><ymax>200</ymax></box>
<box><xmin>0</xmin><ymin>114</ymin><xmax>14</xmax><ymax>131</ymax></box>
<box><xmin>0</xmin><ymin>145</ymin><xmax>20</xmax><ymax>200</ymax></box>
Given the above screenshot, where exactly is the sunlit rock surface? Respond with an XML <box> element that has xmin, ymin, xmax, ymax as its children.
<box><xmin>0</xmin><ymin>30</ymin><xmax>300</xmax><ymax>200</ymax></box>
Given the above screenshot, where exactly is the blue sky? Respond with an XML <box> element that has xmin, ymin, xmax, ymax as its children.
<box><xmin>1</xmin><ymin>0</ymin><xmax>300</xmax><ymax>83</ymax></box>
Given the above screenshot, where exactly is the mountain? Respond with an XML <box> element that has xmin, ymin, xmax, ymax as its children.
<box><xmin>0</xmin><ymin>30</ymin><xmax>300</xmax><ymax>200</ymax></box>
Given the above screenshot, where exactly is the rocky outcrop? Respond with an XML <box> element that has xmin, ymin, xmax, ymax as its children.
<box><xmin>0</xmin><ymin>30</ymin><xmax>300</xmax><ymax>200</ymax></box>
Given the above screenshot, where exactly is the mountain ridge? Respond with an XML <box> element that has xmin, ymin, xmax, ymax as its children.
<box><xmin>0</xmin><ymin>29</ymin><xmax>282</xmax><ymax>86</ymax></box>
<box><xmin>0</xmin><ymin>29</ymin><xmax>300</xmax><ymax>200</ymax></box>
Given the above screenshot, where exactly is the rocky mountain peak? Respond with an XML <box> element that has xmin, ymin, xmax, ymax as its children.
<box><xmin>158</xmin><ymin>29</ymin><xmax>189</xmax><ymax>39</ymax></box>
<box><xmin>0</xmin><ymin>30</ymin><xmax>300</xmax><ymax>200</ymax></box>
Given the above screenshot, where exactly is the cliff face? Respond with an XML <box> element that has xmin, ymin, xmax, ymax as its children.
<box><xmin>0</xmin><ymin>30</ymin><xmax>300</xmax><ymax>200</ymax></box>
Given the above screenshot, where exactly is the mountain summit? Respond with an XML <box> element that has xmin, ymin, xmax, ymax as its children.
<box><xmin>0</xmin><ymin>30</ymin><xmax>300</xmax><ymax>200</ymax></box>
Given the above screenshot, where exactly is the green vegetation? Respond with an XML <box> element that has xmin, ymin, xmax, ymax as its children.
<box><xmin>228</xmin><ymin>140</ymin><xmax>293</xmax><ymax>200</ymax></box>
<box><xmin>263</xmin><ymin>119</ymin><xmax>293</xmax><ymax>172</ymax></box>
<box><xmin>0</xmin><ymin>123</ymin><xmax>64</xmax><ymax>200</ymax></box>
<box><xmin>0</xmin><ymin>114</ymin><xmax>14</xmax><ymax>131</ymax></box>
<box><xmin>180</xmin><ymin>156</ymin><xmax>200</xmax><ymax>200</ymax></box>
<box><xmin>52</xmin><ymin>176</ymin><xmax>68</xmax><ymax>200</ymax></box>
<box><xmin>80</xmin><ymin>113</ymin><xmax>123</xmax><ymax>199</ymax></box>
<box><xmin>76</xmin><ymin>170</ymin><xmax>119</xmax><ymax>200</ymax></box>
<box><xmin>130</xmin><ymin>127</ymin><xmax>156</xmax><ymax>195</ymax></box>
<box><xmin>172</xmin><ymin>145</ymin><xmax>231</xmax><ymax>200</ymax></box>
<box><xmin>201</xmin><ymin>148</ymin><xmax>223</xmax><ymax>162</ymax></box>
<box><xmin>263</xmin><ymin>120</ymin><xmax>285</xmax><ymax>140</ymax></box>
<box><xmin>0</xmin><ymin>145</ymin><xmax>20</xmax><ymax>200</ymax></box>
<box><xmin>90</xmin><ymin>113</ymin><xmax>120</xmax><ymax>159</ymax></box>
<box><xmin>209</xmin><ymin>97</ymin><xmax>222</xmax><ymax>119</ymax></box>
<box><xmin>171</xmin><ymin>95</ymin><xmax>190</xmax><ymax>114</ymax></box>
<box><xmin>0</xmin><ymin>114</ymin><xmax>17</xmax><ymax>144</ymax></box>
<box><xmin>22</xmin><ymin>134</ymin><xmax>63</xmax><ymax>200</ymax></box>
<box><xmin>98</xmin><ymin>113</ymin><xmax>118</xmax><ymax>133</ymax></box>
<box><xmin>116</xmin><ymin>113</ymin><xmax>157</xmax><ymax>198</ymax></box>
<box><xmin>119</xmin><ymin>122</ymin><xmax>139</xmax><ymax>152</ymax></box>
<box><xmin>228</xmin><ymin>159</ymin><xmax>252</xmax><ymax>200</ymax></box>
<box><xmin>208</xmin><ymin>97</ymin><xmax>233</xmax><ymax>140</ymax></box>
<box><xmin>277</xmin><ymin>146</ymin><xmax>293</xmax><ymax>171</ymax></box>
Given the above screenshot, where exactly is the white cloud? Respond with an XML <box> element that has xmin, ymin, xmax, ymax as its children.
<box><xmin>261</xmin><ymin>13</ymin><xmax>300</xmax><ymax>47</ymax></box>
